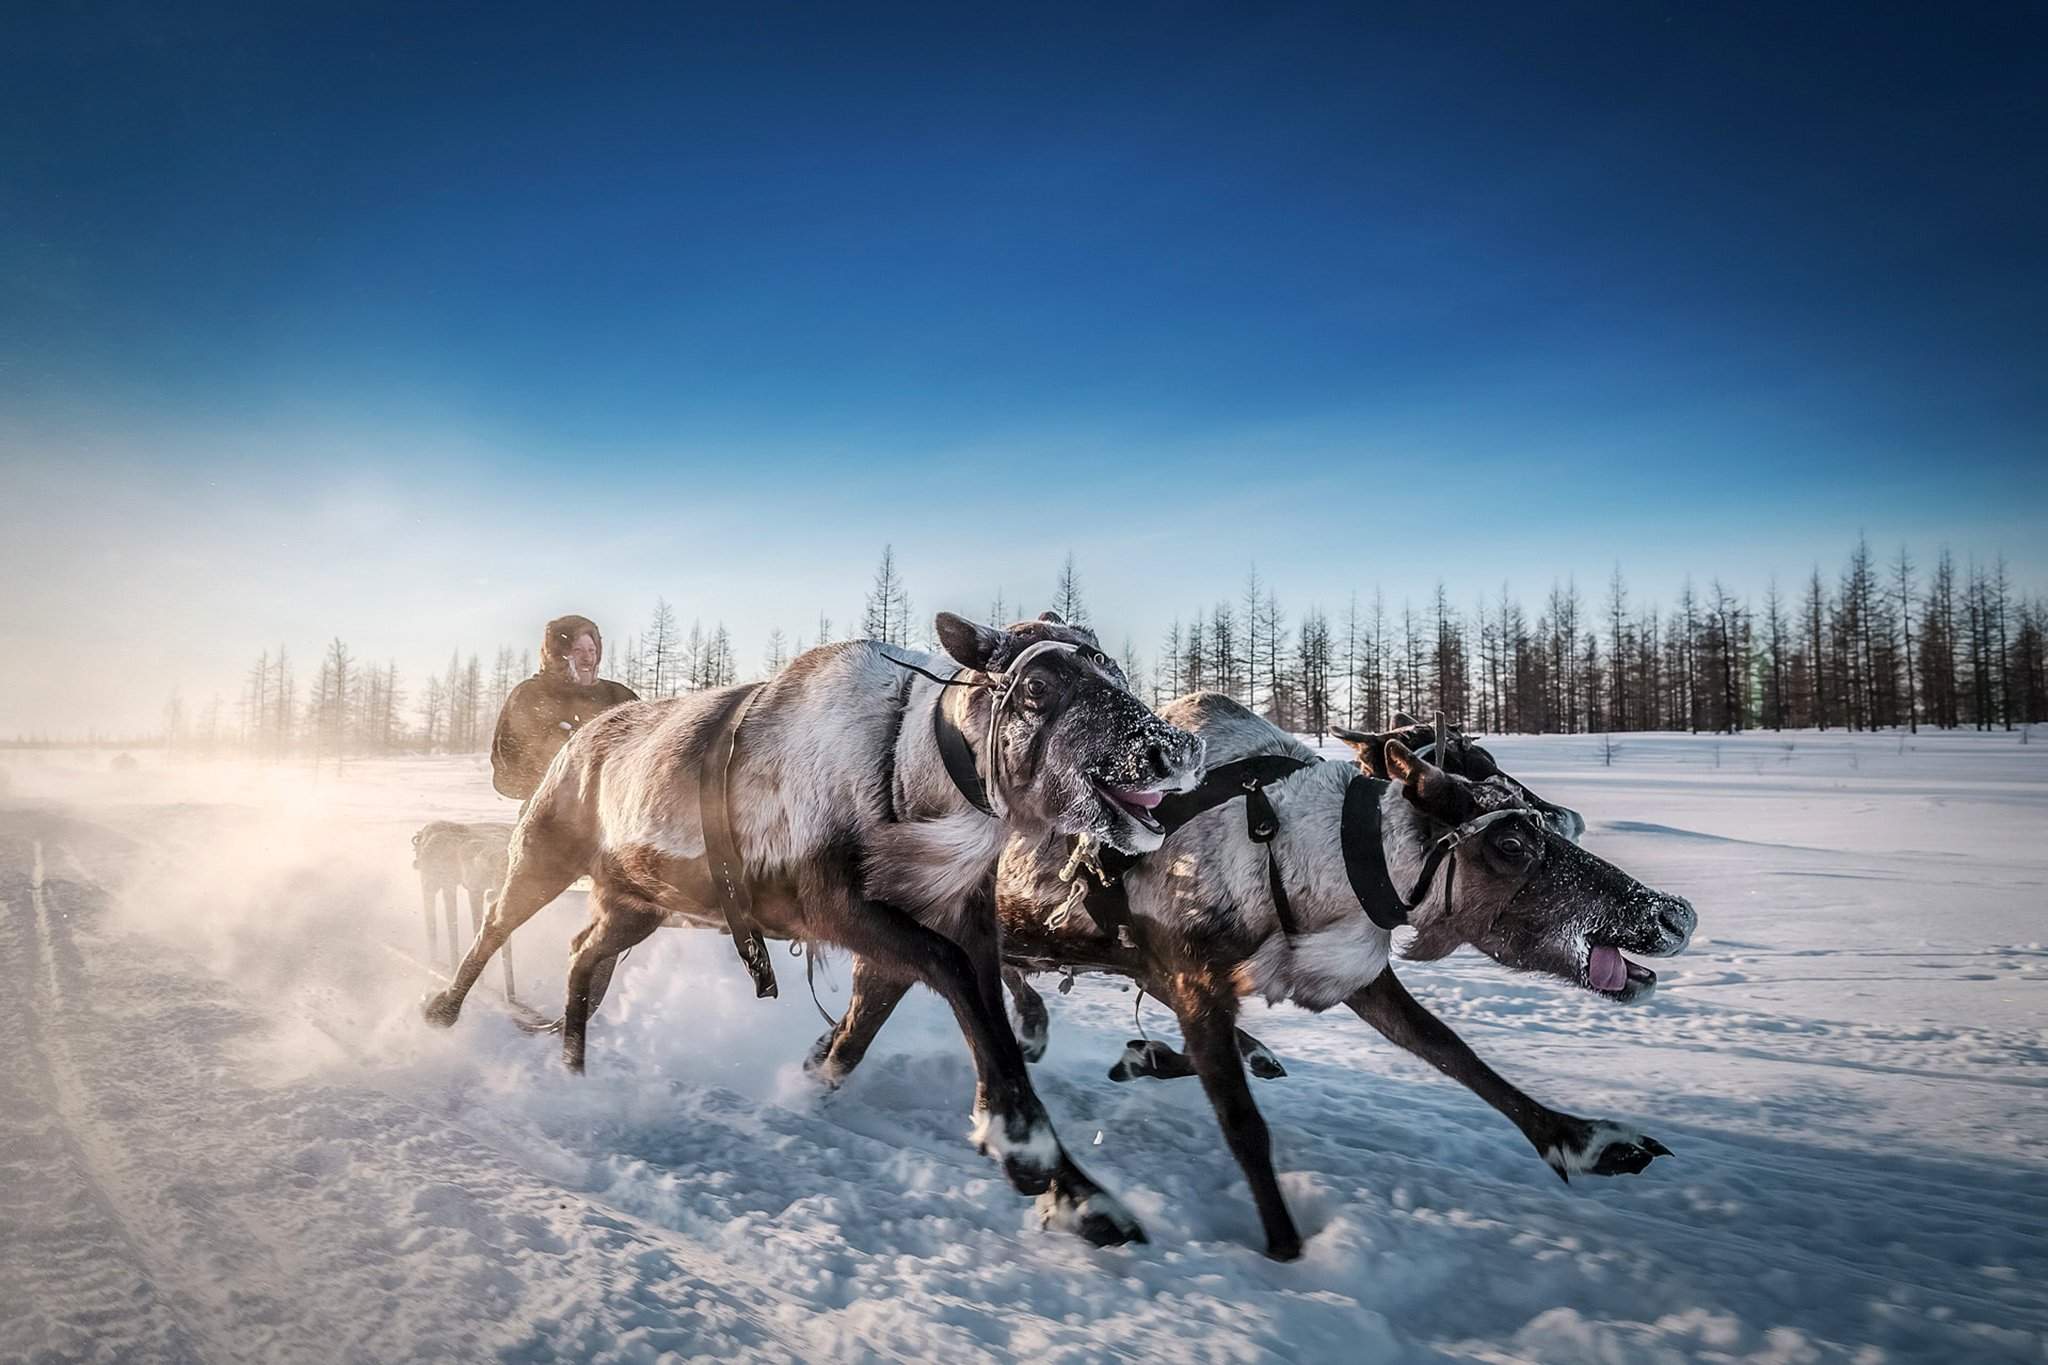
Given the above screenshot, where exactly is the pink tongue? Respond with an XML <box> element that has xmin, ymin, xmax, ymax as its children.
<box><xmin>1116</xmin><ymin>786</ymin><xmax>1163</xmax><ymax>809</ymax></box>
<box><xmin>1589</xmin><ymin>946</ymin><xmax>1628</xmax><ymax>993</ymax></box>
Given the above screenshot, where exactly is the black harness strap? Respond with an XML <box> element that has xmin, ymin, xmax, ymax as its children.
<box><xmin>1150</xmin><ymin>754</ymin><xmax>1315</xmax><ymax>837</ymax></box>
<box><xmin>1071</xmin><ymin>751</ymin><xmax>1517</xmax><ymax>954</ymax></box>
<box><xmin>934</xmin><ymin>671</ymin><xmax>995</xmax><ymax>816</ymax></box>
<box><xmin>1341</xmin><ymin>775</ymin><xmax>1412</xmax><ymax>931</ymax></box>
<box><xmin>701</xmin><ymin>683</ymin><xmax>778</xmax><ymax>998</ymax></box>
<box><xmin>1248</xmin><ymin>788</ymin><xmax>1304</xmax><ymax>938</ymax></box>
<box><xmin>1088</xmin><ymin>753</ymin><xmax>1315</xmax><ymax>937</ymax></box>
<box><xmin>1096</xmin><ymin>753</ymin><xmax>1315</xmax><ymax>883</ymax></box>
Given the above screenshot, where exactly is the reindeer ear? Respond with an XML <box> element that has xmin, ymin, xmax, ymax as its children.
<box><xmin>1331</xmin><ymin>726</ymin><xmax>1387</xmax><ymax>776</ymax></box>
<box><xmin>1384</xmin><ymin>739</ymin><xmax>1472</xmax><ymax>825</ymax></box>
<box><xmin>934</xmin><ymin>613</ymin><xmax>1004</xmax><ymax>672</ymax></box>
<box><xmin>1391</xmin><ymin>710</ymin><xmax>1418</xmax><ymax>728</ymax></box>
<box><xmin>1037</xmin><ymin>610</ymin><xmax>1066</xmax><ymax>625</ymax></box>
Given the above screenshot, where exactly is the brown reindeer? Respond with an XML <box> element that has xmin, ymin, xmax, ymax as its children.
<box><xmin>813</xmin><ymin>694</ymin><xmax>1695</xmax><ymax>1259</ymax></box>
<box><xmin>422</xmin><ymin>613</ymin><xmax>1205</xmax><ymax>1245</ymax></box>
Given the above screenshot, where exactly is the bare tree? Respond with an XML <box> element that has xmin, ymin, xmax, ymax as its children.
<box><xmin>1341</xmin><ymin>591</ymin><xmax>1360</xmax><ymax>729</ymax></box>
<box><xmin>645</xmin><ymin>598</ymin><xmax>681</xmax><ymax>699</ymax></box>
<box><xmin>1892</xmin><ymin>547</ymin><xmax>1918</xmax><ymax>733</ymax></box>
<box><xmin>1053</xmin><ymin>552</ymin><xmax>1088</xmax><ymax>625</ymax></box>
<box><xmin>863</xmin><ymin>545</ymin><xmax>912</xmax><ymax>646</ymax></box>
<box><xmin>1607</xmin><ymin>565</ymin><xmax>1629</xmax><ymax>732</ymax></box>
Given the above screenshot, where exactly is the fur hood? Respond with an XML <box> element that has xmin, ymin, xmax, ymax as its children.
<box><xmin>540</xmin><ymin>614</ymin><xmax>602</xmax><ymax>677</ymax></box>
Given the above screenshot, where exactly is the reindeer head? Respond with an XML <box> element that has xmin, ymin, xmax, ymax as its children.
<box><xmin>935</xmin><ymin>610</ymin><xmax>1204</xmax><ymax>855</ymax></box>
<box><xmin>1334</xmin><ymin>717</ymin><xmax>1586</xmax><ymax>843</ymax></box>
<box><xmin>1383</xmin><ymin>739</ymin><xmax>1693</xmax><ymax>1002</ymax></box>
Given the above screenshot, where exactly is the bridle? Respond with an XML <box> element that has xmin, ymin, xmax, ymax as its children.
<box><xmin>1343</xmin><ymin>785</ymin><xmax>1539</xmax><ymax>931</ymax></box>
<box><xmin>887</xmin><ymin>639</ymin><xmax>1098</xmax><ymax>821</ymax></box>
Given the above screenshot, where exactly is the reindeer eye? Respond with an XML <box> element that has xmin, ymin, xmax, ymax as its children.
<box><xmin>1023</xmin><ymin>675</ymin><xmax>1049</xmax><ymax>701</ymax></box>
<box><xmin>1497</xmin><ymin>835</ymin><xmax>1528</xmax><ymax>858</ymax></box>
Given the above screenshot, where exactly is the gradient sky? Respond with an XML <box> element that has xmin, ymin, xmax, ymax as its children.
<box><xmin>4</xmin><ymin>2</ymin><xmax>2044</xmax><ymax>734</ymax></box>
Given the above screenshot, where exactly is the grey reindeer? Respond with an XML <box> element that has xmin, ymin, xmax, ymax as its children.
<box><xmin>811</xmin><ymin>693</ymin><xmax>1696</xmax><ymax>1260</ymax></box>
<box><xmin>1011</xmin><ymin>713</ymin><xmax>1590</xmax><ymax>1082</ymax></box>
<box><xmin>411</xmin><ymin>820</ymin><xmax>513</xmax><ymax>973</ymax></box>
<box><xmin>422</xmin><ymin>612</ymin><xmax>1205</xmax><ymax>1245</ymax></box>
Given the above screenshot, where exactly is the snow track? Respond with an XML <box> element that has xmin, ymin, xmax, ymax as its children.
<box><xmin>1</xmin><ymin>731</ymin><xmax>2044</xmax><ymax>1362</ymax></box>
<box><xmin>0</xmin><ymin>835</ymin><xmax>203</xmax><ymax>1365</ymax></box>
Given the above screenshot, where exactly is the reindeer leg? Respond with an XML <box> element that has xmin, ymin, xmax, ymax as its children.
<box><xmin>953</xmin><ymin>900</ymin><xmax>1144</xmax><ymax>1246</ymax></box>
<box><xmin>1346</xmin><ymin>969</ymin><xmax>1670</xmax><ymax>1182</ymax></box>
<box><xmin>1107</xmin><ymin>1014</ymin><xmax>1283</xmax><ymax>1083</ymax></box>
<box><xmin>584</xmin><ymin>943</ymin><xmax>629</xmax><ymax>1020</ymax></box>
<box><xmin>804</xmin><ymin>955</ymin><xmax>910</xmax><ymax>1087</ymax></box>
<box><xmin>1174</xmin><ymin>985</ymin><xmax>1303</xmax><ymax>1260</ymax></box>
<box><xmin>1002</xmin><ymin>966</ymin><xmax>1050</xmax><ymax>1063</ymax></box>
<box><xmin>562</xmin><ymin>890</ymin><xmax>663</xmax><ymax>1073</ymax></box>
<box><xmin>424</xmin><ymin>817</ymin><xmax>584</xmax><ymax>1028</ymax></box>
<box><xmin>836</xmin><ymin>892</ymin><xmax>1143</xmax><ymax>1247</ymax></box>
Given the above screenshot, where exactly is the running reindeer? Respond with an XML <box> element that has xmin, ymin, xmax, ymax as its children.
<box><xmin>809</xmin><ymin>694</ymin><xmax>1697</xmax><ymax>1260</ymax></box>
<box><xmin>422</xmin><ymin>612</ymin><xmax>1205</xmax><ymax>1246</ymax></box>
<box><xmin>1015</xmin><ymin>713</ymin><xmax>1588</xmax><ymax>1081</ymax></box>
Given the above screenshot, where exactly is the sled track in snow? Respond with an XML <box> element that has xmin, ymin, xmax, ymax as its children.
<box><xmin>0</xmin><ymin>833</ymin><xmax>208</xmax><ymax>1364</ymax></box>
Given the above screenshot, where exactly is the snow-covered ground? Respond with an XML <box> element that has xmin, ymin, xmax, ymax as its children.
<box><xmin>1</xmin><ymin>729</ymin><xmax>2043</xmax><ymax>1364</ymax></box>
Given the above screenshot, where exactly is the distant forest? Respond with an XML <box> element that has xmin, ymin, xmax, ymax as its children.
<box><xmin>17</xmin><ymin>538</ymin><xmax>2041</xmax><ymax>756</ymax></box>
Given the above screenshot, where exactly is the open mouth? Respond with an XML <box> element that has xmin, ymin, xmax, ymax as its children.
<box><xmin>1585</xmin><ymin>944</ymin><xmax>1657</xmax><ymax>997</ymax></box>
<box><xmin>1093</xmin><ymin>780</ymin><xmax>1166</xmax><ymax>836</ymax></box>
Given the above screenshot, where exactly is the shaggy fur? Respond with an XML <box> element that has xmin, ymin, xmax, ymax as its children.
<box><xmin>818</xmin><ymin>694</ymin><xmax>1696</xmax><ymax>1260</ymax></box>
<box><xmin>424</xmin><ymin>614</ymin><xmax>1203</xmax><ymax>1247</ymax></box>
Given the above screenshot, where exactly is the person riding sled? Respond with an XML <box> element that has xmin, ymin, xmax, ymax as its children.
<box><xmin>491</xmin><ymin>613</ymin><xmax>639</xmax><ymax>802</ymax></box>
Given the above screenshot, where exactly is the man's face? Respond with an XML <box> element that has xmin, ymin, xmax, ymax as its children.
<box><xmin>568</xmin><ymin>633</ymin><xmax>599</xmax><ymax>684</ymax></box>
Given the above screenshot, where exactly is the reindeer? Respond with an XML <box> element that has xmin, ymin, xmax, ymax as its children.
<box><xmin>421</xmin><ymin>613</ymin><xmax>1205</xmax><ymax>1245</ymax></box>
<box><xmin>411</xmin><ymin>821</ymin><xmax>513</xmax><ymax>972</ymax></box>
<box><xmin>1042</xmin><ymin>713</ymin><xmax>1586</xmax><ymax>1080</ymax></box>
<box><xmin>811</xmin><ymin>693</ymin><xmax>1696</xmax><ymax>1260</ymax></box>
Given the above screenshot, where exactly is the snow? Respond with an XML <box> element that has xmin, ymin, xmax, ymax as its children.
<box><xmin>1</xmin><ymin>729</ymin><xmax>2043</xmax><ymax>1363</ymax></box>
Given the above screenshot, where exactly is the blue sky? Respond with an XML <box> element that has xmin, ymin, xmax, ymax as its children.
<box><xmin>3</xmin><ymin>2</ymin><xmax>2044</xmax><ymax>732</ymax></box>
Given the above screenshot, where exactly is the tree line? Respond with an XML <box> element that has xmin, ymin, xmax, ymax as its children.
<box><xmin>104</xmin><ymin>535</ymin><xmax>2046</xmax><ymax>759</ymax></box>
<box><xmin>1145</xmin><ymin>539</ymin><xmax>2044</xmax><ymax>736</ymax></box>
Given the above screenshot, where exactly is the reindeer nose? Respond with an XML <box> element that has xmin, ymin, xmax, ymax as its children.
<box><xmin>1656</xmin><ymin>896</ymin><xmax>1697</xmax><ymax>950</ymax></box>
<box><xmin>1146</xmin><ymin>744</ymin><xmax>1173</xmax><ymax>780</ymax></box>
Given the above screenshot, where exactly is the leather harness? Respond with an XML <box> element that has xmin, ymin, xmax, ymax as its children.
<box><xmin>699</xmin><ymin>683</ymin><xmax>779</xmax><ymax>998</ymax></box>
<box><xmin>1073</xmin><ymin>751</ymin><xmax>1521</xmax><ymax>950</ymax></box>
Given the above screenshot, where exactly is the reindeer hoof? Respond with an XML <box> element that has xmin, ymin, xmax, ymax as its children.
<box><xmin>1108</xmin><ymin>1039</ymin><xmax>1188</xmax><ymax>1082</ymax></box>
<box><xmin>802</xmin><ymin>1032</ymin><xmax>846</xmax><ymax>1089</ymax></box>
<box><xmin>1543</xmin><ymin>1118</ymin><xmax>1670</xmax><ymax>1181</ymax></box>
<box><xmin>1017</xmin><ymin>1019</ymin><xmax>1049</xmax><ymax>1064</ymax></box>
<box><xmin>1266</xmin><ymin>1236</ymin><xmax>1304</xmax><ymax>1262</ymax></box>
<box><xmin>1238</xmin><ymin>1034</ymin><xmax>1287</xmax><ymax>1080</ymax></box>
<box><xmin>1039</xmin><ymin>1179</ymin><xmax>1146</xmax><ymax>1248</ymax></box>
<box><xmin>971</xmin><ymin>1106</ymin><xmax>1059</xmax><ymax>1195</ymax></box>
<box><xmin>421</xmin><ymin>991</ymin><xmax>462</xmax><ymax>1029</ymax></box>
